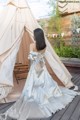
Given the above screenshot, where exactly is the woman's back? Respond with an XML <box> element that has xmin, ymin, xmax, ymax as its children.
<box><xmin>30</xmin><ymin>43</ymin><xmax>46</xmax><ymax>54</ymax></box>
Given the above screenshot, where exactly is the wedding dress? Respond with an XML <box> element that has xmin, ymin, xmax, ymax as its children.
<box><xmin>0</xmin><ymin>51</ymin><xmax>79</xmax><ymax>120</ymax></box>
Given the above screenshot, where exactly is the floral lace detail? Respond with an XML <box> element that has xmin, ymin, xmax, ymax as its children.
<box><xmin>28</xmin><ymin>51</ymin><xmax>45</xmax><ymax>77</ymax></box>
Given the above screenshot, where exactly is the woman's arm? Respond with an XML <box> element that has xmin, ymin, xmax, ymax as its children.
<box><xmin>28</xmin><ymin>43</ymin><xmax>37</xmax><ymax>61</ymax></box>
<box><xmin>30</xmin><ymin>43</ymin><xmax>35</xmax><ymax>52</ymax></box>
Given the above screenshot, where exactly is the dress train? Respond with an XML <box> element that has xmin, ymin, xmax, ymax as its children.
<box><xmin>0</xmin><ymin>51</ymin><xmax>79</xmax><ymax>120</ymax></box>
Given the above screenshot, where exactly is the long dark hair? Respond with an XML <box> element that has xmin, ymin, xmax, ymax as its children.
<box><xmin>33</xmin><ymin>28</ymin><xmax>46</xmax><ymax>51</ymax></box>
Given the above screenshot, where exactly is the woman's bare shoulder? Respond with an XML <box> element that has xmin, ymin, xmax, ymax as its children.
<box><xmin>30</xmin><ymin>43</ymin><xmax>36</xmax><ymax>51</ymax></box>
<box><xmin>30</xmin><ymin>43</ymin><xmax>35</xmax><ymax>47</ymax></box>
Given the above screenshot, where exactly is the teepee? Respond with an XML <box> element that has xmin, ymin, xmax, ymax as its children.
<box><xmin>0</xmin><ymin>0</ymin><xmax>74</xmax><ymax>100</ymax></box>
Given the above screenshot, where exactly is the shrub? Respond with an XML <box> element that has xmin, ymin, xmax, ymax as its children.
<box><xmin>54</xmin><ymin>46</ymin><xmax>80</xmax><ymax>58</ymax></box>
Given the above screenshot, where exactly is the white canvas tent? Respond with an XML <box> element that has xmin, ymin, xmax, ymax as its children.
<box><xmin>0</xmin><ymin>0</ymin><xmax>74</xmax><ymax>100</ymax></box>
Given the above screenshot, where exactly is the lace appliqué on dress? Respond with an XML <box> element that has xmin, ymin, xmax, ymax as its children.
<box><xmin>28</xmin><ymin>51</ymin><xmax>45</xmax><ymax>78</ymax></box>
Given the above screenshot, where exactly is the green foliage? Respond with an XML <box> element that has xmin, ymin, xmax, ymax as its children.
<box><xmin>71</xmin><ymin>14</ymin><xmax>80</xmax><ymax>46</ymax></box>
<box><xmin>48</xmin><ymin>0</ymin><xmax>56</xmax><ymax>15</ymax></box>
<box><xmin>54</xmin><ymin>46</ymin><xmax>80</xmax><ymax>58</ymax></box>
<box><xmin>71</xmin><ymin>14</ymin><xmax>80</xmax><ymax>30</ymax></box>
<box><xmin>49</xmin><ymin>37</ymin><xmax>65</xmax><ymax>49</ymax></box>
<box><xmin>39</xmin><ymin>20</ymin><xmax>46</xmax><ymax>28</ymax></box>
<box><xmin>48</xmin><ymin>1</ymin><xmax>80</xmax><ymax>58</ymax></box>
<box><xmin>48</xmin><ymin>1</ymin><xmax>62</xmax><ymax>34</ymax></box>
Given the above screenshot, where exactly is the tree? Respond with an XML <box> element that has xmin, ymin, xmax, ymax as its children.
<box><xmin>71</xmin><ymin>14</ymin><xmax>80</xmax><ymax>46</ymax></box>
<box><xmin>48</xmin><ymin>1</ymin><xmax>62</xmax><ymax>34</ymax></box>
<box><xmin>47</xmin><ymin>1</ymin><xmax>64</xmax><ymax>49</ymax></box>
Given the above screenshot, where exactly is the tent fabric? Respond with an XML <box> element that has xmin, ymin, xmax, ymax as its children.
<box><xmin>7</xmin><ymin>0</ymin><xmax>28</xmax><ymax>8</ymax></box>
<box><xmin>0</xmin><ymin>0</ymin><xmax>74</xmax><ymax>101</ymax></box>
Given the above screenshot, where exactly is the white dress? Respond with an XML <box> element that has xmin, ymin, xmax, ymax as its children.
<box><xmin>0</xmin><ymin>51</ymin><xmax>79</xmax><ymax>120</ymax></box>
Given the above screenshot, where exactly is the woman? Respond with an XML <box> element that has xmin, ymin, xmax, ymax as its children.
<box><xmin>0</xmin><ymin>28</ymin><xmax>79</xmax><ymax>120</ymax></box>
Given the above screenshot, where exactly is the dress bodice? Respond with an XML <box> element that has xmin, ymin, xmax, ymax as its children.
<box><xmin>28</xmin><ymin>51</ymin><xmax>45</xmax><ymax>77</ymax></box>
<box><xmin>28</xmin><ymin>51</ymin><xmax>45</xmax><ymax>61</ymax></box>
